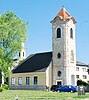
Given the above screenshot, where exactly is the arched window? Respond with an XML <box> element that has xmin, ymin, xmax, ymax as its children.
<box><xmin>57</xmin><ymin>28</ymin><xmax>61</xmax><ymax>38</ymax></box>
<box><xmin>58</xmin><ymin>71</ymin><xmax>61</xmax><ymax>77</ymax></box>
<box><xmin>70</xmin><ymin>28</ymin><xmax>73</xmax><ymax>38</ymax></box>
<box><xmin>57</xmin><ymin>53</ymin><xmax>61</xmax><ymax>59</ymax></box>
<box><xmin>70</xmin><ymin>50</ymin><xmax>74</xmax><ymax>63</ymax></box>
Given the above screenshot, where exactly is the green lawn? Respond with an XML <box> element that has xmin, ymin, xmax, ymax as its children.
<box><xmin>0</xmin><ymin>90</ymin><xmax>89</xmax><ymax>100</ymax></box>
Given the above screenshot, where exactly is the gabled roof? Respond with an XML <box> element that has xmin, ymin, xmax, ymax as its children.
<box><xmin>12</xmin><ymin>52</ymin><xmax>52</xmax><ymax>73</ymax></box>
<box><xmin>51</xmin><ymin>7</ymin><xmax>76</xmax><ymax>24</ymax></box>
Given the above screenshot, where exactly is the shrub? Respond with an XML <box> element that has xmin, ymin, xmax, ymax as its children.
<box><xmin>0</xmin><ymin>87</ymin><xmax>3</xmax><ymax>92</ymax></box>
<box><xmin>77</xmin><ymin>80</ymin><xmax>87</xmax><ymax>86</ymax></box>
<box><xmin>2</xmin><ymin>84</ymin><xmax>9</xmax><ymax>90</ymax></box>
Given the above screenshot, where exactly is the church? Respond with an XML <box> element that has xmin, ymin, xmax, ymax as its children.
<box><xmin>9</xmin><ymin>7</ymin><xmax>89</xmax><ymax>90</ymax></box>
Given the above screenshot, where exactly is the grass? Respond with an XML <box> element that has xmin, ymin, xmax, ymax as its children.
<box><xmin>0</xmin><ymin>90</ymin><xmax>89</xmax><ymax>100</ymax></box>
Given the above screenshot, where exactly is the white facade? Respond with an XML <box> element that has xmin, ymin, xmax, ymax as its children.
<box><xmin>18</xmin><ymin>43</ymin><xmax>26</xmax><ymax>60</ymax></box>
<box><xmin>76</xmin><ymin>65</ymin><xmax>89</xmax><ymax>83</ymax></box>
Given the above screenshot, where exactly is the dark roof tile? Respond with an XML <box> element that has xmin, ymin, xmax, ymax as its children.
<box><xmin>12</xmin><ymin>52</ymin><xmax>52</xmax><ymax>73</ymax></box>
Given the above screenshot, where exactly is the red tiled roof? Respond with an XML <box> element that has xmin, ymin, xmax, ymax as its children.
<box><xmin>57</xmin><ymin>7</ymin><xmax>71</xmax><ymax>20</ymax></box>
<box><xmin>52</xmin><ymin>7</ymin><xmax>76</xmax><ymax>24</ymax></box>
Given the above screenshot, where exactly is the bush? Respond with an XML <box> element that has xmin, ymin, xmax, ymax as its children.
<box><xmin>0</xmin><ymin>87</ymin><xmax>3</xmax><ymax>92</ymax></box>
<box><xmin>2</xmin><ymin>84</ymin><xmax>9</xmax><ymax>90</ymax></box>
<box><xmin>77</xmin><ymin>80</ymin><xmax>87</xmax><ymax>86</ymax></box>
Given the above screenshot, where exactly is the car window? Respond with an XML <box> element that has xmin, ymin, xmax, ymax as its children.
<box><xmin>63</xmin><ymin>86</ymin><xmax>67</xmax><ymax>88</ymax></box>
<box><xmin>69</xmin><ymin>86</ymin><xmax>71</xmax><ymax>88</ymax></box>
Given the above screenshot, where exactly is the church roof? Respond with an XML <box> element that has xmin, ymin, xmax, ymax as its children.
<box><xmin>12</xmin><ymin>52</ymin><xmax>52</xmax><ymax>73</ymax></box>
<box><xmin>51</xmin><ymin>7</ymin><xmax>76</xmax><ymax>24</ymax></box>
<box><xmin>12</xmin><ymin>52</ymin><xmax>88</xmax><ymax>74</ymax></box>
<box><xmin>57</xmin><ymin>7</ymin><xmax>71</xmax><ymax>20</ymax></box>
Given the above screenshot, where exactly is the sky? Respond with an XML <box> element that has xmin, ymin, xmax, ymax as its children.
<box><xmin>0</xmin><ymin>0</ymin><xmax>89</xmax><ymax>64</ymax></box>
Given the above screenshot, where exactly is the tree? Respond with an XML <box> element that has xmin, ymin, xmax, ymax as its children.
<box><xmin>0</xmin><ymin>11</ymin><xmax>27</xmax><ymax>82</ymax></box>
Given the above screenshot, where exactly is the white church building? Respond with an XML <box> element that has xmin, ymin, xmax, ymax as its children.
<box><xmin>9</xmin><ymin>7</ymin><xmax>89</xmax><ymax>90</ymax></box>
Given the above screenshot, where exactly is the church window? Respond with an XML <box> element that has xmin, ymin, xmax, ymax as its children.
<box><xmin>70</xmin><ymin>28</ymin><xmax>73</xmax><ymax>38</ymax></box>
<box><xmin>33</xmin><ymin>76</ymin><xmax>38</xmax><ymax>85</ymax></box>
<box><xmin>11</xmin><ymin>77</ymin><xmax>15</xmax><ymax>85</ymax></box>
<box><xmin>58</xmin><ymin>71</ymin><xmax>61</xmax><ymax>77</ymax></box>
<box><xmin>57</xmin><ymin>28</ymin><xmax>61</xmax><ymax>38</ymax></box>
<box><xmin>57</xmin><ymin>53</ymin><xmax>61</xmax><ymax>58</ymax></box>
<box><xmin>70</xmin><ymin>50</ymin><xmax>74</xmax><ymax>63</ymax></box>
<box><xmin>18</xmin><ymin>77</ymin><xmax>22</xmax><ymax>85</ymax></box>
<box><xmin>26</xmin><ymin>77</ymin><xmax>30</xmax><ymax>85</ymax></box>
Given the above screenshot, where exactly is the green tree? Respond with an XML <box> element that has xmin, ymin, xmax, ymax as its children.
<box><xmin>0</xmin><ymin>11</ymin><xmax>27</xmax><ymax>82</ymax></box>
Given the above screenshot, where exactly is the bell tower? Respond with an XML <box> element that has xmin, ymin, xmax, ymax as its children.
<box><xmin>51</xmin><ymin>7</ymin><xmax>76</xmax><ymax>85</ymax></box>
<box><xmin>18</xmin><ymin>42</ymin><xmax>26</xmax><ymax>60</ymax></box>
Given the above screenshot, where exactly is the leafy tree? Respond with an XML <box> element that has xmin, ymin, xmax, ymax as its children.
<box><xmin>0</xmin><ymin>11</ymin><xmax>27</xmax><ymax>81</ymax></box>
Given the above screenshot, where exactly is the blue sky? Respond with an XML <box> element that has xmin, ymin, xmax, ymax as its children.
<box><xmin>0</xmin><ymin>0</ymin><xmax>89</xmax><ymax>64</ymax></box>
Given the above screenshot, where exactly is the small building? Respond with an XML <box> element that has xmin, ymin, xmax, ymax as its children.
<box><xmin>9</xmin><ymin>7</ymin><xmax>89</xmax><ymax>90</ymax></box>
<box><xmin>76</xmin><ymin>61</ymin><xmax>89</xmax><ymax>83</ymax></box>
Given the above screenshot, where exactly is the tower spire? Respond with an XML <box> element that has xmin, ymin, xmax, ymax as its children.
<box><xmin>51</xmin><ymin>7</ymin><xmax>76</xmax><ymax>24</ymax></box>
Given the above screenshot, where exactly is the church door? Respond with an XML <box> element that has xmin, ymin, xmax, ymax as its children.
<box><xmin>56</xmin><ymin>80</ymin><xmax>62</xmax><ymax>85</ymax></box>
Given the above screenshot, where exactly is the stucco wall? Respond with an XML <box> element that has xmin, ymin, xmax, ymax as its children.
<box><xmin>51</xmin><ymin>17</ymin><xmax>76</xmax><ymax>85</ymax></box>
<box><xmin>76</xmin><ymin>66</ymin><xmax>89</xmax><ymax>83</ymax></box>
<box><xmin>9</xmin><ymin>72</ymin><xmax>46</xmax><ymax>90</ymax></box>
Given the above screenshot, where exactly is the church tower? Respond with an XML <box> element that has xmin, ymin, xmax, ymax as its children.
<box><xmin>51</xmin><ymin>7</ymin><xmax>76</xmax><ymax>85</ymax></box>
<box><xmin>18</xmin><ymin>42</ymin><xmax>26</xmax><ymax>60</ymax></box>
<box><xmin>13</xmin><ymin>43</ymin><xmax>26</xmax><ymax>69</ymax></box>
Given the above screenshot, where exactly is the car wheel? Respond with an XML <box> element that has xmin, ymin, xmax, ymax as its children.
<box><xmin>52</xmin><ymin>89</ymin><xmax>54</xmax><ymax>92</ymax></box>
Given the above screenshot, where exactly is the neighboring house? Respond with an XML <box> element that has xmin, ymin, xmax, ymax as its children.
<box><xmin>9</xmin><ymin>7</ymin><xmax>89</xmax><ymax>90</ymax></box>
<box><xmin>76</xmin><ymin>61</ymin><xmax>89</xmax><ymax>83</ymax></box>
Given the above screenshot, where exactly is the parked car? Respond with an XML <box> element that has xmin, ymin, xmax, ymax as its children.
<box><xmin>50</xmin><ymin>85</ymin><xmax>61</xmax><ymax>92</ymax></box>
<box><xmin>55</xmin><ymin>85</ymin><xmax>77</xmax><ymax>92</ymax></box>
